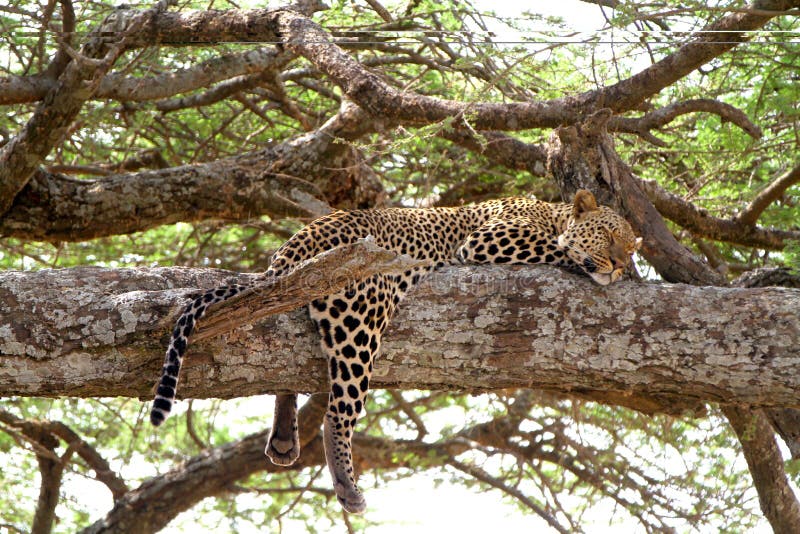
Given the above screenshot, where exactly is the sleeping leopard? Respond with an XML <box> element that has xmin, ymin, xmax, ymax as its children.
<box><xmin>149</xmin><ymin>189</ymin><xmax>642</xmax><ymax>514</ymax></box>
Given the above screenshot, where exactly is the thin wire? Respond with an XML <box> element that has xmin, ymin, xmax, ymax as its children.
<box><xmin>0</xmin><ymin>34</ymin><xmax>797</xmax><ymax>45</ymax></box>
<box><xmin>2</xmin><ymin>26</ymin><xmax>797</xmax><ymax>45</ymax></box>
<box><xmin>4</xmin><ymin>29</ymin><xmax>799</xmax><ymax>34</ymax></box>
<box><xmin>329</xmin><ymin>29</ymin><xmax>799</xmax><ymax>34</ymax></box>
<box><xmin>147</xmin><ymin>40</ymin><xmax>800</xmax><ymax>44</ymax></box>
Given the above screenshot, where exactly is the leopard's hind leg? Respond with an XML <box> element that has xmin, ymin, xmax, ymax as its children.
<box><xmin>309</xmin><ymin>275</ymin><xmax>397</xmax><ymax>514</ymax></box>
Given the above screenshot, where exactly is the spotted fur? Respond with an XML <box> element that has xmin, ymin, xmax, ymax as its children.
<box><xmin>150</xmin><ymin>190</ymin><xmax>641</xmax><ymax>513</ymax></box>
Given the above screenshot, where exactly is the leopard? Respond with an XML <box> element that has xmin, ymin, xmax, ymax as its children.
<box><xmin>149</xmin><ymin>189</ymin><xmax>642</xmax><ymax>514</ymax></box>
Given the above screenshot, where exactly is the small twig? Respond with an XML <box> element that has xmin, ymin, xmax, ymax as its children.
<box><xmin>185</xmin><ymin>400</ymin><xmax>209</xmax><ymax>450</ymax></box>
<box><xmin>388</xmin><ymin>390</ymin><xmax>427</xmax><ymax>440</ymax></box>
<box><xmin>447</xmin><ymin>457</ymin><xmax>571</xmax><ymax>534</ymax></box>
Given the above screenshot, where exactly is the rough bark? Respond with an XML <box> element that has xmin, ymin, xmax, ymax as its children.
<box><xmin>735</xmin><ymin>267</ymin><xmax>800</xmax><ymax>460</ymax></box>
<box><xmin>2</xmin><ymin>264</ymin><xmax>799</xmax><ymax>415</ymax></box>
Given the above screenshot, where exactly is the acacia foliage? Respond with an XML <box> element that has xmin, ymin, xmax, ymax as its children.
<box><xmin>1</xmin><ymin>0</ymin><xmax>799</xmax><ymax>532</ymax></box>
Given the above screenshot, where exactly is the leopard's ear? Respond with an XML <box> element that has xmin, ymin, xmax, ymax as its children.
<box><xmin>572</xmin><ymin>189</ymin><xmax>599</xmax><ymax>219</ymax></box>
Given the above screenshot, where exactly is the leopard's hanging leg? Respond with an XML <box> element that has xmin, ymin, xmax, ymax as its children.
<box><xmin>309</xmin><ymin>275</ymin><xmax>396</xmax><ymax>514</ymax></box>
<box><xmin>265</xmin><ymin>393</ymin><xmax>300</xmax><ymax>465</ymax></box>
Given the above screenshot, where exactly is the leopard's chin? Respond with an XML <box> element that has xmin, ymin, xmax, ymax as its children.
<box><xmin>588</xmin><ymin>272</ymin><xmax>612</xmax><ymax>286</ymax></box>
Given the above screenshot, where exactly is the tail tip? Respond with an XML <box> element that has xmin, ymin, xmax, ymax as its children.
<box><xmin>150</xmin><ymin>409</ymin><xmax>166</xmax><ymax>427</ymax></box>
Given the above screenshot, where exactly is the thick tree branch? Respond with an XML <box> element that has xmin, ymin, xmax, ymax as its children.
<box><xmin>0</xmin><ymin>161</ymin><xmax>319</xmax><ymax>242</ymax></box>
<box><xmin>438</xmin><ymin>129</ymin><xmax>549</xmax><ymax>177</ymax></box>
<box><xmin>2</xmin><ymin>264</ymin><xmax>799</xmax><ymax>415</ymax></box>
<box><xmin>734</xmin><ymin>267</ymin><xmax>800</xmax><ymax>459</ymax></box>
<box><xmin>153</xmin><ymin>70</ymin><xmax>278</xmax><ymax>112</ymax></box>
<box><xmin>0</xmin><ymin>102</ymin><xmax>385</xmax><ymax>242</ymax></box>
<box><xmin>0</xmin><ymin>48</ymin><xmax>291</xmax><ymax>106</ymax></box>
<box><xmin>42</xmin><ymin>0</ymin><xmax>76</xmax><ymax>80</ymax></box>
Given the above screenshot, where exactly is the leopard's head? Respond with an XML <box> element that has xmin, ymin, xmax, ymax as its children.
<box><xmin>557</xmin><ymin>190</ymin><xmax>643</xmax><ymax>285</ymax></box>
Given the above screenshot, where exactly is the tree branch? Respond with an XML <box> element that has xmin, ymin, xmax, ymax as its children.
<box><xmin>0</xmin><ymin>102</ymin><xmax>386</xmax><ymax>242</ymax></box>
<box><xmin>734</xmin><ymin>267</ymin><xmax>800</xmax><ymax>459</ymax></box>
<box><xmin>736</xmin><ymin>162</ymin><xmax>800</xmax><ymax>226</ymax></box>
<box><xmin>637</xmin><ymin>176</ymin><xmax>800</xmax><ymax>250</ymax></box>
<box><xmin>609</xmin><ymin>99</ymin><xmax>763</xmax><ymax>145</ymax></box>
<box><xmin>438</xmin><ymin>129</ymin><xmax>548</xmax><ymax>177</ymax></box>
<box><xmin>722</xmin><ymin>406</ymin><xmax>800</xmax><ymax>533</ymax></box>
<box><xmin>0</xmin><ymin>5</ymin><xmax>163</xmax><ymax>217</ymax></box>
<box><xmin>2</xmin><ymin>263</ymin><xmax>800</xmax><ymax>414</ymax></box>
<box><xmin>0</xmin><ymin>48</ymin><xmax>291</xmax><ymax>105</ymax></box>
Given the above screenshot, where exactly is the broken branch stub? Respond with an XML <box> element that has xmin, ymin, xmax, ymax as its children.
<box><xmin>194</xmin><ymin>237</ymin><xmax>430</xmax><ymax>342</ymax></box>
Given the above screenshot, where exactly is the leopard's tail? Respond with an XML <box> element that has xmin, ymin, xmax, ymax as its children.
<box><xmin>150</xmin><ymin>284</ymin><xmax>247</xmax><ymax>426</ymax></box>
